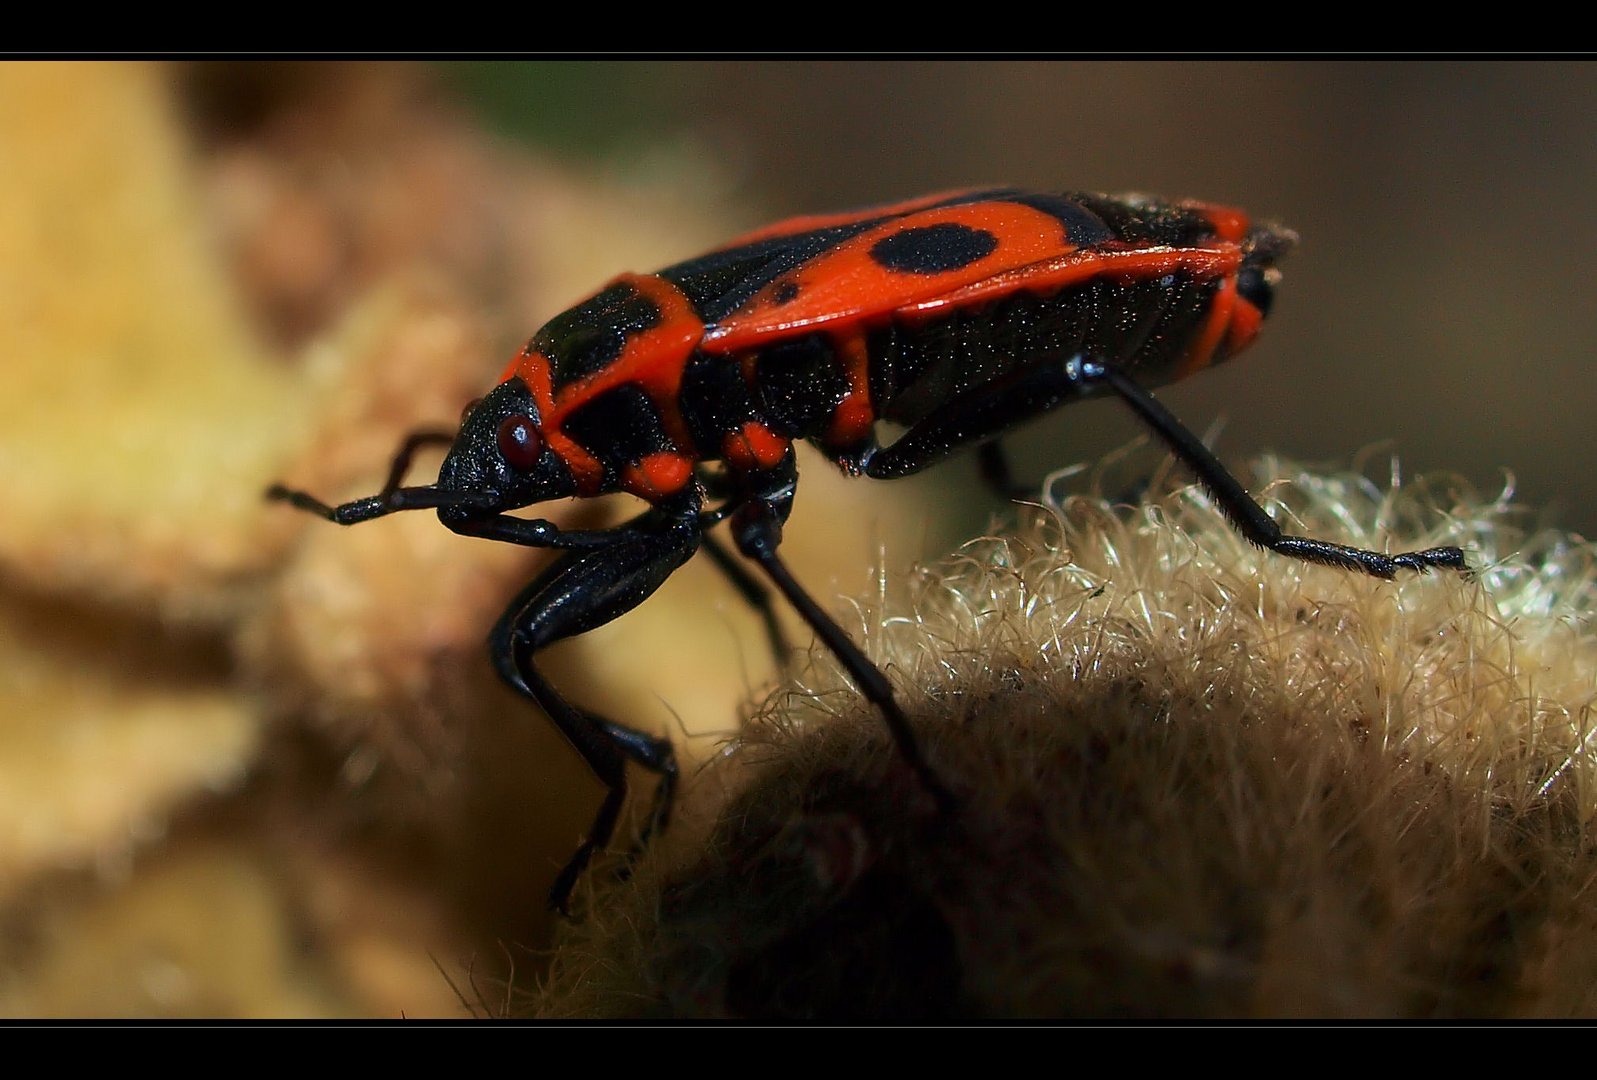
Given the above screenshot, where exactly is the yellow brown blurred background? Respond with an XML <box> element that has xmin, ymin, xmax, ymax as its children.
<box><xmin>0</xmin><ymin>60</ymin><xmax>1591</xmax><ymax>1018</ymax></box>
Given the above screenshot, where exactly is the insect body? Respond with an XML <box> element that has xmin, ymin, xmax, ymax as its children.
<box><xmin>270</xmin><ymin>188</ymin><xmax>1466</xmax><ymax>912</ymax></box>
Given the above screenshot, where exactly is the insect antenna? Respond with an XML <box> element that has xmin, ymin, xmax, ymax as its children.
<box><xmin>266</xmin><ymin>483</ymin><xmax>499</xmax><ymax>524</ymax></box>
<box><xmin>266</xmin><ymin>428</ymin><xmax>497</xmax><ymax>525</ymax></box>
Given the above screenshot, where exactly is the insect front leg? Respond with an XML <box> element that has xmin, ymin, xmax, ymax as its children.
<box><xmin>480</xmin><ymin>502</ymin><xmax>702</xmax><ymax>913</ymax></box>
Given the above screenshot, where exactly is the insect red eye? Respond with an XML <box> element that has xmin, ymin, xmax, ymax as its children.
<box><xmin>496</xmin><ymin>415</ymin><xmax>543</xmax><ymax>471</ymax></box>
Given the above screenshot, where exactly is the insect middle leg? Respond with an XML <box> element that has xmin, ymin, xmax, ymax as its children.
<box><xmin>977</xmin><ymin>441</ymin><xmax>1046</xmax><ymax>503</ymax></box>
<box><xmin>725</xmin><ymin>456</ymin><xmax>956</xmax><ymax>813</ymax></box>
<box><xmin>697</xmin><ymin>532</ymin><xmax>795</xmax><ymax>667</ymax></box>
<box><xmin>693</xmin><ymin>465</ymin><xmax>793</xmax><ymax>665</ymax></box>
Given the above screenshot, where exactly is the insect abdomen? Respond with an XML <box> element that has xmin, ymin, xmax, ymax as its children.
<box><xmin>869</xmin><ymin>270</ymin><xmax>1220</xmax><ymax>430</ymax></box>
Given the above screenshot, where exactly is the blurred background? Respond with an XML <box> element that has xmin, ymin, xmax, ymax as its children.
<box><xmin>1</xmin><ymin>60</ymin><xmax>1592</xmax><ymax>1018</ymax></box>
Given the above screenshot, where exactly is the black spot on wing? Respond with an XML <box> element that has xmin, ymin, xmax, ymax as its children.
<box><xmin>870</xmin><ymin>223</ymin><xmax>999</xmax><ymax>275</ymax></box>
<box><xmin>660</xmin><ymin>190</ymin><xmax>1021</xmax><ymax>325</ymax></box>
<box><xmin>1008</xmin><ymin>193</ymin><xmax>1116</xmax><ymax>248</ymax></box>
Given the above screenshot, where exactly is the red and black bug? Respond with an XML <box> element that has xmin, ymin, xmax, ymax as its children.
<box><xmin>269</xmin><ymin>188</ymin><xmax>1466</xmax><ymax>912</ymax></box>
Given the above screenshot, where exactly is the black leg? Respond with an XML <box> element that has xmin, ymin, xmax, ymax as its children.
<box><xmin>378</xmin><ymin>430</ymin><xmax>456</xmax><ymax>496</ymax></box>
<box><xmin>1093</xmin><ymin>364</ymin><xmax>1467</xmax><ymax>577</ymax></box>
<box><xmin>977</xmin><ymin>441</ymin><xmax>1045</xmax><ymax>502</ymax></box>
<box><xmin>266</xmin><ymin>430</ymin><xmax>496</xmax><ymax>524</ymax></box>
<box><xmin>700</xmin><ymin>530</ymin><xmax>794</xmax><ymax>667</ymax></box>
<box><xmin>266</xmin><ymin>429</ymin><xmax>454</xmax><ymax>518</ymax></box>
<box><xmin>864</xmin><ymin>362</ymin><xmax>1090</xmax><ymax>481</ymax></box>
<box><xmin>487</xmin><ymin>504</ymin><xmax>702</xmax><ymax>913</ymax></box>
<box><xmin>271</xmin><ymin>429</ymin><xmax>704</xmax><ymax>913</ymax></box>
<box><xmin>729</xmin><ymin>494</ymin><xmax>957</xmax><ymax>815</ymax></box>
<box><xmin>865</xmin><ymin>353</ymin><xmax>1465</xmax><ymax>579</ymax></box>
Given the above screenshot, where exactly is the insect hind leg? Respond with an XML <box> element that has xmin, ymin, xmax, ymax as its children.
<box><xmin>1093</xmin><ymin>363</ymin><xmax>1467</xmax><ymax>577</ymax></box>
